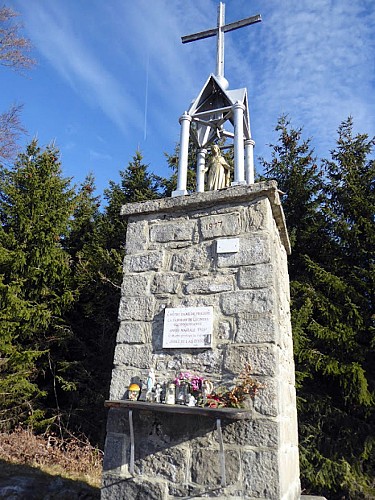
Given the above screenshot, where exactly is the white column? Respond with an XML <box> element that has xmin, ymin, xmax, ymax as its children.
<box><xmin>245</xmin><ymin>139</ymin><xmax>255</xmax><ymax>184</ymax></box>
<box><xmin>172</xmin><ymin>112</ymin><xmax>192</xmax><ymax>197</ymax></box>
<box><xmin>231</xmin><ymin>101</ymin><xmax>246</xmax><ymax>186</ymax></box>
<box><xmin>196</xmin><ymin>148</ymin><xmax>207</xmax><ymax>193</ymax></box>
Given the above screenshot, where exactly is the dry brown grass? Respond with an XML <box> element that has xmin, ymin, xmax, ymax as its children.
<box><xmin>0</xmin><ymin>427</ymin><xmax>103</xmax><ymax>487</ymax></box>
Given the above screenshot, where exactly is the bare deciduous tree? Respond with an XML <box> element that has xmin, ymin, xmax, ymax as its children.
<box><xmin>0</xmin><ymin>6</ymin><xmax>35</xmax><ymax>70</ymax></box>
<box><xmin>0</xmin><ymin>6</ymin><xmax>35</xmax><ymax>162</ymax></box>
<box><xmin>0</xmin><ymin>103</ymin><xmax>26</xmax><ymax>161</ymax></box>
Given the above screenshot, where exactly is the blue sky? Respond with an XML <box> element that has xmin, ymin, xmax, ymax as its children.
<box><xmin>2</xmin><ymin>0</ymin><xmax>375</xmax><ymax>197</ymax></box>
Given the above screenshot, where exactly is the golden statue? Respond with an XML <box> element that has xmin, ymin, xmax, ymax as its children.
<box><xmin>205</xmin><ymin>144</ymin><xmax>232</xmax><ymax>191</ymax></box>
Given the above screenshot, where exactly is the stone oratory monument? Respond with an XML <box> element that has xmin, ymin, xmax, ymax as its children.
<box><xmin>102</xmin><ymin>3</ymin><xmax>301</xmax><ymax>499</ymax></box>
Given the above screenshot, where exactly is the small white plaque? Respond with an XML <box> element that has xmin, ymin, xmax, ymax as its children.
<box><xmin>216</xmin><ymin>238</ymin><xmax>240</xmax><ymax>254</ymax></box>
<box><xmin>163</xmin><ymin>306</ymin><xmax>213</xmax><ymax>348</ymax></box>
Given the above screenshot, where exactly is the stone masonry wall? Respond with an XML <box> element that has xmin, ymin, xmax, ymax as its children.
<box><xmin>102</xmin><ymin>182</ymin><xmax>300</xmax><ymax>500</ymax></box>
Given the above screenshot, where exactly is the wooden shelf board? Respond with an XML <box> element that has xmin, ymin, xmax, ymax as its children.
<box><xmin>105</xmin><ymin>400</ymin><xmax>251</xmax><ymax>420</ymax></box>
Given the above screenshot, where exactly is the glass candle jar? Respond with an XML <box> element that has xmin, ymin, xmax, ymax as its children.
<box><xmin>176</xmin><ymin>382</ymin><xmax>189</xmax><ymax>405</ymax></box>
<box><xmin>165</xmin><ymin>383</ymin><xmax>176</xmax><ymax>404</ymax></box>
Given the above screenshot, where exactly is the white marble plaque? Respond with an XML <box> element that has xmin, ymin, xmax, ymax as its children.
<box><xmin>163</xmin><ymin>306</ymin><xmax>213</xmax><ymax>348</ymax></box>
<box><xmin>217</xmin><ymin>238</ymin><xmax>239</xmax><ymax>253</ymax></box>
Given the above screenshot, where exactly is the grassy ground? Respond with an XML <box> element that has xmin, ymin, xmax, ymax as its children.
<box><xmin>0</xmin><ymin>427</ymin><xmax>103</xmax><ymax>488</ymax></box>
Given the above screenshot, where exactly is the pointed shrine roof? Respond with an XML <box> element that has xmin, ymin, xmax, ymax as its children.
<box><xmin>187</xmin><ymin>74</ymin><xmax>251</xmax><ymax>148</ymax></box>
<box><xmin>188</xmin><ymin>74</ymin><xmax>247</xmax><ymax>115</ymax></box>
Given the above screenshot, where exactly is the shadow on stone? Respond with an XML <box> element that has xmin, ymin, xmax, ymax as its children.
<box><xmin>0</xmin><ymin>459</ymin><xmax>99</xmax><ymax>499</ymax></box>
<box><xmin>104</xmin><ymin>408</ymin><xmax>236</xmax><ymax>490</ymax></box>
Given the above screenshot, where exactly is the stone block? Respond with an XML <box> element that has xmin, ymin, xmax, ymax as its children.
<box><xmin>114</xmin><ymin>344</ymin><xmax>152</xmax><ymax>369</ymax></box>
<box><xmin>238</xmin><ymin>263</ymin><xmax>274</xmax><ymax>289</ymax></box>
<box><xmin>236</xmin><ymin>314</ymin><xmax>277</xmax><ymax>344</ymax></box>
<box><xmin>125</xmin><ymin>412</ymin><xmax>215</xmax><ymax>450</ymax></box>
<box><xmin>242</xmin><ymin>450</ymin><xmax>279</xmax><ymax>499</ymax></box>
<box><xmin>121</xmin><ymin>273</ymin><xmax>151</xmax><ymax>296</ymax></box>
<box><xmin>218</xmin><ymin>320</ymin><xmax>233</xmax><ymax>341</ymax></box>
<box><xmin>180</xmin><ymin>295</ymin><xmax>219</xmax><ymax>310</ymax></box>
<box><xmin>152</xmin><ymin>273</ymin><xmax>181</xmax><ymax>295</ymax></box>
<box><xmin>125</xmin><ymin>220</ymin><xmax>149</xmax><ymax>254</ymax></box>
<box><xmin>278</xmin><ymin>381</ymin><xmax>298</xmax><ymax>416</ymax></box>
<box><xmin>109</xmin><ymin>367</ymin><xmax>144</xmax><ymax>400</ymax></box>
<box><xmin>253</xmin><ymin>378</ymin><xmax>278</xmax><ymax>417</ymax></box>
<box><xmin>155</xmin><ymin>348</ymin><xmax>224</xmax><ymax>376</ymax></box>
<box><xmin>183</xmin><ymin>275</ymin><xmax>234</xmax><ymax>295</ymax></box>
<box><xmin>124</xmin><ymin>251</ymin><xmax>164</xmax><ymax>273</ymax></box>
<box><xmin>217</xmin><ymin>234</ymin><xmax>271</xmax><ymax>268</ymax></box>
<box><xmin>167</xmin><ymin>484</ymin><xmax>203</xmax><ymax>498</ymax></box>
<box><xmin>200</xmin><ymin>212</ymin><xmax>241</xmax><ymax>239</ymax></box>
<box><xmin>246</xmin><ymin>198</ymin><xmax>273</xmax><ymax>231</ymax></box>
<box><xmin>135</xmin><ymin>446</ymin><xmax>188</xmax><ymax>483</ymax></box>
<box><xmin>191</xmin><ymin>448</ymin><xmax>241</xmax><ymax>487</ymax></box>
<box><xmin>171</xmin><ymin>245</ymin><xmax>211</xmax><ymax>273</ymax></box>
<box><xmin>159</xmin><ymin>413</ymin><xmax>215</xmax><ymax>446</ymax></box>
<box><xmin>116</xmin><ymin>321</ymin><xmax>150</xmax><ymax>344</ymax></box>
<box><xmin>150</xmin><ymin>220</ymin><xmax>196</xmax><ymax>242</ymax></box>
<box><xmin>101</xmin><ymin>476</ymin><xmax>167</xmax><ymax>500</ymax></box>
<box><xmin>105</xmin><ymin>408</ymin><xmax>130</xmax><ymax>434</ymax></box>
<box><xmin>222</xmin><ymin>418</ymin><xmax>279</xmax><ymax>448</ymax></box>
<box><xmin>118</xmin><ymin>296</ymin><xmax>155</xmax><ymax>321</ymax></box>
<box><xmin>224</xmin><ymin>345</ymin><xmax>277</xmax><ymax>377</ymax></box>
<box><xmin>102</xmin><ymin>433</ymin><xmax>126</xmax><ymax>473</ymax></box>
<box><xmin>186</xmin><ymin>428</ymin><xmax>218</xmax><ymax>450</ymax></box>
<box><xmin>221</xmin><ymin>289</ymin><xmax>275</xmax><ymax>316</ymax></box>
<box><xmin>279</xmin><ymin>447</ymin><xmax>301</xmax><ymax>498</ymax></box>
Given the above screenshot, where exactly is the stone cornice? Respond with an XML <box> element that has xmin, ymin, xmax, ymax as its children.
<box><xmin>120</xmin><ymin>181</ymin><xmax>291</xmax><ymax>254</ymax></box>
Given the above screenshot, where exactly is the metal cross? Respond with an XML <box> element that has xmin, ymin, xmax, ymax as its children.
<box><xmin>182</xmin><ymin>2</ymin><xmax>261</xmax><ymax>80</ymax></box>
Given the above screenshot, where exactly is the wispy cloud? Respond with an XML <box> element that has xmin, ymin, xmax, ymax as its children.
<box><xmin>17</xmin><ymin>1</ymin><xmax>143</xmax><ymax>135</ymax></box>
<box><xmin>248</xmin><ymin>0</ymin><xmax>375</xmax><ymax>158</ymax></box>
<box><xmin>89</xmin><ymin>149</ymin><xmax>113</xmax><ymax>162</ymax></box>
<box><xmin>10</xmin><ymin>0</ymin><xmax>375</xmax><ymax>183</ymax></box>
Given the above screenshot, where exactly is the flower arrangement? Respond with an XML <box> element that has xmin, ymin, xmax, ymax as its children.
<box><xmin>203</xmin><ymin>364</ymin><xmax>264</xmax><ymax>409</ymax></box>
<box><xmin>174</xmin><ymin>372</ymin><xmax>204</xmax><ymax>392</ymax></box>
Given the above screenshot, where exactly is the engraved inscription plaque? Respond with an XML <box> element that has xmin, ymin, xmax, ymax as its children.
<box><xmin>163</xmin><ymin>306</ymin><xmax>213</xmax><ymax>348</ymax></box>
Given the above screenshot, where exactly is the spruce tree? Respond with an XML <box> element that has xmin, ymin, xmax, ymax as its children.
<box><xmin>163</xmin><ymin>141</ymin><xmax>197</xmax><ymax>196</ymax></box>
<box><xmin>0</xmin><ymin>140</ymin><xmax>76</xmax><ymax>429</ymax></box>
<box><xmin>310</xmin><ymin>118</ymin><xmax>375</xmax><ymax>497</ymax></box>
<box><xmin>64</xmin><ymin>151</ymin><xmax>162</xmax><ymax>444</ymax></box>
<box><xmin>262</xmin><ymin>117</ymin><xmax>375</xmax><ymax>498</ymax></box>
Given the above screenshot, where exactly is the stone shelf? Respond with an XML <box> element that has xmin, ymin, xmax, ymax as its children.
<box><xmin>105</xmin><ymin>400</ymin><xmax>251</xmax><ymax>420</ymax></box>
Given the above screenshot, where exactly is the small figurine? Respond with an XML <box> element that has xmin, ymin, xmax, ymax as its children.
<box><xmin>154</xmin><ymin>383</ymin><xmax>162</xmax><ymax>403</ymax></box>
<box><xmin>127</xmin><ymin>383</ymin><xmax>141</xmax><ymax>401</ymax></box>
<box><xmin>146</xmin><ymin>368</ymin><xmax>155</xmax><ymax>402</ymax></box>
<box><xmin>203</xmin><ymin>380</ymin><xmax>214</xmax><ymax>398</ymax></box>
<box><xmin>187</xmin><ymin>394</ymin><xmax>196</xmax><ymax>406</ymax></box>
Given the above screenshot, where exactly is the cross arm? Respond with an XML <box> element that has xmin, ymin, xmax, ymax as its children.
<box><xmin>181</xmin><ymin>13</ymin><xmax>261</xmax><ymax>44</ymax></box>
<box><xmin>222</xmin><ymin>14</ymin><xmax>262</xmax><ymax>34</ymax></box>
<box><xmin>182</xmin><ymin>27</ymin><xmax>217</xmax><ymax>44</ymax></box>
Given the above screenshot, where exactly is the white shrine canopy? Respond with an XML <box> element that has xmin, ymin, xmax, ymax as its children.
<box><xmin>187</xmin><ymin>74</ymin><xmax>251</xmax><ymax>149</ymax></box>
<box><xmin>172</xmin><ymin>2</ymin><xmax>261</xmax><ymax>197</ymax></box>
